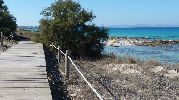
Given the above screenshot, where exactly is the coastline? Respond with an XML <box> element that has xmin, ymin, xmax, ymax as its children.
<box><xmin>104</xmin><ymin>36</ymin><xmax>179</xmax><ymax>47</ymax></box>
<box><xmin>103</xmin><ymin>36</ymin><xmax>179</xmax><ymax>64</ymax></box>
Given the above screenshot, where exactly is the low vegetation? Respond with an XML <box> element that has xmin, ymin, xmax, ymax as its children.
<box><xmin>58</xmin><ymin>55</ymin><xmax>179</xmax><ymax>99</ymax></box>
<box><xmin>16</xmin><ymin>29</ymin><xmax>41</xmax><ymax>42</ymax></box>
<box><xmin>0</xmin><ymin>38</ymin><xmax>18</xmax><ymax>52</ymax></box>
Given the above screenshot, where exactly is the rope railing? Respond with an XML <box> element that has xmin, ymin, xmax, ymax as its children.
<box><xmin>50</xmin><ymin>44</ymin><xmax>103</xmax><ymax>100</ymax></box>
<box><xmin>68</xmin><ymin>57</ymin><xmax>104</xmax><ymax>100</ymax></box>
<box><xmin>49</xmin><ymin>44</ymin><xmax>58</xmax><ymax>50</ymax></box>
<box><xmin>60</xmin><ymin>50</ymin><xmax>65</xmax><ymax>56</ymax></box>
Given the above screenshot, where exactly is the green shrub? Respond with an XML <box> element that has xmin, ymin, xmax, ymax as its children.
<box><xmin>39</xmin><ymin>0</ymin><xmax>108</xmax><ymax>59</ymax></box>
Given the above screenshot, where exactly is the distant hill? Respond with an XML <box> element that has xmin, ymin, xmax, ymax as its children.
<box><xmin>107</xmin><ymin>24</ymin><xmax>179</xmax><ymax>28</ymax></box>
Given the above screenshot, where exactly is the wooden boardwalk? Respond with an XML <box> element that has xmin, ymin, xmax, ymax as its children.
<box><xmin>0</xmin><ymin>41</ymin><xmax>52</xmax><ymax>100</ymax></box>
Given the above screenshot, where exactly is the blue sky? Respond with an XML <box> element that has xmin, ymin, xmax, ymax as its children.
<box><xmin>4</xmin><ymin>0</ymin><xmax>179</xmax><ymax>26</ymax></box>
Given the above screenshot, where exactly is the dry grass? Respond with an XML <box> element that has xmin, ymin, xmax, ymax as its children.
<box><xmin>99</xmin><ymin>55</ymin><xmax>139</xmax><ymax>64</ymax></box>
<box><xmin>58</xmin><ymin>55</ymin><xmax>179</xmax><ymax>100</ymax></box>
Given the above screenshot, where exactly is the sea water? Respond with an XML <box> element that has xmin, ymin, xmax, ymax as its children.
<box><xmin>109</xmin><ymin>27</ymin><xmax>179</xmax><ymax>40</ymax></box>
<box><xmin>104</xmin><ymin>27</ymin><xmax>179</xmax><ymax>64</ymax></box>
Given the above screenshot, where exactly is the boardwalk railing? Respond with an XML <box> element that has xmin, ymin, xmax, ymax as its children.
<box><xmin>50</xmin><ymin>44</ymin><xmax>103</xmax><ymax>100</ymax></box>
<box><xmin>0</xmin><ymin>32</ymin><xmax>15</xmax><ymax>51</ymax></box>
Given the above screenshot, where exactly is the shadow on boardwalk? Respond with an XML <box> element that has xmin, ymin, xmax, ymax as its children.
<box><xmin>43</xmin><ymin>45</ymin><xmax>71</xmax><ymax>100</ymax></box>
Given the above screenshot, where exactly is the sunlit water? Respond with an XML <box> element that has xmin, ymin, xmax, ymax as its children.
<box><xmin>109</xmin><ymin>27</ymin><xmax>179</xmax><ymax>40</ymax></box>
<box><xmin>105</xmin><ymin>27</ymin><xmax>179</xmax><ymax>64</ymax></box>
<box><xmin>104</xmin><ymin>44</ymin><xmax>179</xmax><ymax>64</ymax></box>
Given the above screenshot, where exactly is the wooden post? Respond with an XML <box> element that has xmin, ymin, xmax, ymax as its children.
<box><xmin>65</xmin><ymin>50</ymin><xmax>70</xmax><ymax>80</ymax></box>
<box><xmin>0</xmin><ymin>32</ymin><xmax>3</xmax><ymax>46</ymax></box>
<box><xmin>51</xmin><ymin>43</ymin><xmax>54</xmax><ymax>51</ymax></box>
<box><xmin>58</xmin><ymin>46</ymin><xmax>61</xmax><ymax>64</ymax></box>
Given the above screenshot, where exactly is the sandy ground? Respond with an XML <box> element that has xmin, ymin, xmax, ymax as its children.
<box><xmin>58</xmin><ymin>56</ymin><xmax>179</xmax><ymax>100</ymax></box>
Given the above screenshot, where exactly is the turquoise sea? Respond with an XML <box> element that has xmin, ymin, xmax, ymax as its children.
<box><xmin>109</xmin><ymin>27</ymin><xmax>179</xmax><ymax>40</ymax></box>
<box><xmin>104</xmin><ymin>27</ymin><xmax>179</xmax><ymax>64</ymax></box>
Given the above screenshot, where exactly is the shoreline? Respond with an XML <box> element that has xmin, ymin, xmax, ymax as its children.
<box><xmin>104</xmin><ymin>36</ymin><xmax>179</xmax><ymax>47</ymax></box>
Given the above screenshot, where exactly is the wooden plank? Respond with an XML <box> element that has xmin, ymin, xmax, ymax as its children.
<box><xmin>0</xmin><ymin>41</ymin><xmax>52</xmax><ymax>100</ymax></box>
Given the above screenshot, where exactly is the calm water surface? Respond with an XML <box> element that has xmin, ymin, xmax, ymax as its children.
<box><xmin>109</xmin><ymin>27</ymin><xmax>179</xmax><ymax>40</ymax></box>
<box><xmin>104</xmin><ymin>44</ymin><xmax>179</xmax><ymax>64</ymax></box>
<box><xmin>105</xmin><ymin>27</ymin><xmax>179</xmax><ymax>64</ymax></box>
